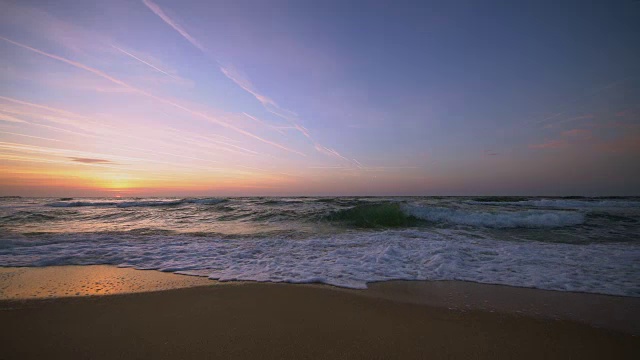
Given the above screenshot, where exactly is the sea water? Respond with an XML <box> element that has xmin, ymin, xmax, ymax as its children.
<box><xmin>0</xmin><ymin>196</ymin><xmax>638</xmax><ymax>296</ymax></box>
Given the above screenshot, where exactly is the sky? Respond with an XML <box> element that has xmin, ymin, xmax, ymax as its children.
<box><xmin>0</xmin><ymin>0</ymin><xmax>639</xmax><ymax>197</ymax></box>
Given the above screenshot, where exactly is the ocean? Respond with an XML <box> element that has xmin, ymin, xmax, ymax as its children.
<box><xmin>1</xmin><ymin>196</ymin><xmax>638</xmax><ymax>296</ymax></box>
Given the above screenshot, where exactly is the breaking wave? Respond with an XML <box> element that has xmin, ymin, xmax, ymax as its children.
<box><xmin>327</xmin><ymin>203</ymin><xmax>418</xmax><ymax>228</ymax></box>
<box><xmin>1</xmin><ymin>231</ymin><xmax>637</xmax><ymax>296</ymax></box>
<box><xmin>473</xmin><ymin>199</ymin><xmax>640</xmax><ymax>208</ymax></box>
<box><xmin>403</xmin><ymin>205</ymin><xmax>585</xmax><ymax>228</ymax></box>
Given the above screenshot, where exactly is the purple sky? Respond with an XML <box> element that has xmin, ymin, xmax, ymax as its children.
<box><xmin>1</xmin><ymin>0</ymin><xmax>639</xmax><ymax>196</ymax></box>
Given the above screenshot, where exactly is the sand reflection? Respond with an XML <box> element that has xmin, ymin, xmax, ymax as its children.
<box><xmin>0</xmin><ymin>265</ymin><xmax>213</xmax><ymax>299</ymax></box>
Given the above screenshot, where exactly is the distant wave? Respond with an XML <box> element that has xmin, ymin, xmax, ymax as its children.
<box><xmin>47</xmin><ymin>201</ymin><xmax>119</xmax><ymax>208</ymax></box>
<box><xmin>185</xmin><ymin>198</ymin><xmax>228</xmax><ymax>205</ymax></box>
<box><xmin>46</xmin><ymin>198</ymin><xmax>227</xmax><ymax>208</ymax></box>
<box><xmin>474</xmin><ymin>199</ymin><xmax>640</xmax><ymax>209</ymax></box>
<box><xmin>324</xmin><ymin>202</ymin><xmax>585</xmax><ymax>228</ymax></box>
<box><xmin>403</xmin><ymin>205</ymin><xmax>585</xmax><ymax>228</ymax></box>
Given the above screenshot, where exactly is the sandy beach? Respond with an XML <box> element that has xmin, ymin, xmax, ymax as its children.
<box><xmin>0</xmin><ymin>266</ymin><xmax>638</xmax><ymax>359</ymax></box>
<box><xmin>2</xmin><ymin>0</ymin><xmax>639</xmax><ymax>357</ymax></box>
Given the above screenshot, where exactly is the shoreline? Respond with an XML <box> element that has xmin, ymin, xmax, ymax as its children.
<box><xmin>1</xmin><ymin>265</ymin><xmax>639</xmax><ymax>335</ymax></box>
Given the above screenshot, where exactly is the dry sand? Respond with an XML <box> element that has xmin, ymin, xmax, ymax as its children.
<box><xmin>0</xmin><ymin>266</ymin><xmax>638</xmax><ymax>359</ymax></box>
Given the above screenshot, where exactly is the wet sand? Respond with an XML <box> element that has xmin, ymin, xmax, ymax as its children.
<box><xmin>0</xmin><ymin>266</ymin><xmax>638</xmax><ymax>359</ymax></box>
<box><xmin>0</xmin><ymin>265</ymin><xmax>213</xmax><ymax>298</ymax></box>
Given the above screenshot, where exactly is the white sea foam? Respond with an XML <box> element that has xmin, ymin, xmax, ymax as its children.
<box><xmin>1</xmin><ymin>231</ymin><xmax>637</xmax><ymax>296</ymax></box>
<box><xmin>403</xmin><ymin>205</ymin><xmax>585</xmax><ymax>228</ymax></box>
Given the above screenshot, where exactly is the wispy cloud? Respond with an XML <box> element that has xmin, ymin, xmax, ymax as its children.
<box><xmin>141</xmin><ymin>0</ymin><xmax>206</xmax><ymax>52</ymax></box>
<box><xmin>111</xmin><ymin>45</ymin><xmax>181</xmax><ymax>81</ymax></box>
<box><xmin>0</xmin><ymin>112</ymin><xmax>28</xmax><ymax>124</ymax></box>
<box><xmin>0</xmin><ymin>140</ymin><xmax>223</xmax><ymax>172</ymax></box>
<box><xmin>596</xmin><ymin>134</ymin><xmax>640</xmax><ymax>154</ymax></box>
<box><xmin>0</xmin><ymin>95</ymin><xmax>92</xmax><ymax>124</ymax></box>
<box><xmin>352</xmin><ymin>159</ymin><xmax>365</xmax><ymax>169</ymax></box>
<box><xmin>543</xmin><ymin>114</ymin><xmax>594</xmax><ymax>129</ymax></box>
<box><xmin>535</xmin><ymin>78</ymin><xmax>630</xmax><ymax>127</ymax></box>
<box><xmin>0</xmin><ymin>36</ymin><xmax>303</xmax><ymax>156</ymax></box>
<box><xmin>69</xmin><ymin>157</ymin><xmax>115</xmax><ymax>164</ymax></box>
<box><xmin>1</xmin><ymin>1</ymin><xmax>112</xmax><ymax>58</ymax></box>
<box><xmin>0</xmin><ymin>98</ymin><xmax>104</xmax><ymax>135</ymax></box>
<box><xmin>531</xmin><ymin>127</ymin><xmax>594</xmax><ymax>150</ymax></box>
<box><xmin>307</xmin><ymin>165</ymin><xmax>418</xmax><ymax>172</ymax></box>
<box><xmin>219</xmin><ymin>67</ymin><xmax>300</xmax><ymax>127</ymax></box>
<box><xmin>140</xmin><ymin>0</ymin><xmax>352</xmax><ymax>162</ymax></box>
<box><xmin>0</xmin><ymin>130</ymin><xmax>65</xmax><ymax>143</ymax></box>
<box><xmin>221</xmin><ymin>66</ymin><xmax>277</xmax><ymax>108</ymax></box>
<box><xmin>561</xmin><ymin>128</ymin><xmax>592</xmax><ymax>139</ymax></box>
<box><xmin>242</xmin><ymin>112</ymin><xmax>285</xmax><ymax>134</ymax></box>
<box><xmin>1</xmin><ymin>96</ymin><xmax>263</xmax><ymax>170</ymax></box>
<box><xmin>615</xmin><ymin>108</ymin><xmax>638</xmax><ymax>120</ymax></box>
<box><xmin>529</xmin><ymin>139</ymin><xmax>568</xmax><ymax>149</ymax></box>
<box><xmin>314</xmin><ymin>144</ymin><xmax>351</xmax><ymax>162</ymax></box>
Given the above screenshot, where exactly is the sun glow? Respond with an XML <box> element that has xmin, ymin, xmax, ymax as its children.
<box><xmin>99</xmin><ymin>173</ymin><xmax>134</xmax><ymax>190</ymax></box>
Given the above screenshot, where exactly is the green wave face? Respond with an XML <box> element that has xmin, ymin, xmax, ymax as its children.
<box><xmin>327</xmin><ymin>203</ymin><xmax>417</xmax><ymax>228</ymax></box>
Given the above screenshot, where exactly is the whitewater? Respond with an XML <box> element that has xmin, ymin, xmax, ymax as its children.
<box><xmin>1</xmin><ymin>196</ymin><xmax>639</xmax><ymax>296</ymax></box>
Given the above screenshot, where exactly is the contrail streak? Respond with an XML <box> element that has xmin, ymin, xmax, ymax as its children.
<box><xmin>111</xmin><ymin>45</ymin><xmax>180</xmax><ymax>80</ymax></box>
<box><xmin>140</xmin><ymin>1</ymin><xmax>346</xmax><ymax>161</ymax></box>
<box><xmin>0</xmin><ymin>95</ymin><xmax>91</xmax><ymax>121</ymax></box>
<box><xmin>0</xmin><ymin>36</ymin><xmax>304</xmax><ymax>156</ymax></box>
<box><xmin>242</xmin><ymin>112</ymin><xmax>285</xmax><ymax>134</ymax></box>
<box><xmin>141</xmin><ymin>0</ymin><xmax>207</xmax><ymax>52</ymax></box>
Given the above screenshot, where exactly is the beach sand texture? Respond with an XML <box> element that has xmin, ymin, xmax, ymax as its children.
<box><xmin>1</xmin><ymin>266</ymin><xmax>638</xmax><ymax>359</ymax></box>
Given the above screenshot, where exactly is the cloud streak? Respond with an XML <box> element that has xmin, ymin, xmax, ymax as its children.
<box><xmin>0</xmin><ymin>112</ymin><xmax>28</xmax><ymax>124</ymax></box>
<box><xmin>535</xmin><ymin>78</ymin><xmax>630</xmax><ymax>127</ymax></box>
<box><xmin>529</xmin><ymin>139</ymin><xmax>568</xmax><ymax>149</ymax></box>
<box><xmin>0</xmin><ymin>140</ymin><xmax>224</xmax><ymax>173</ymax></box>
<box><xmin>141</xmin><ymin>0</ymin><xmax>206</xmax><ymax>52</ymax></box>
<box><xmin>0</xmin><ymin>36</ymin><xmax>303</xmax><ymax>156</ymax></box>
<box><xmin>561</xmin><ymin>129</ymin><xmax>592</xmax><ymax>139</ymax></box>
<box><xmin>139</xmin><ymin>0</ymin><xmax>353</xmax><ymax>162</ymax></box>
<box><xmin>242</xmin><ymin>112</ymin><xmax>285</xmax><ymax>134</ymax></box>
<box><xmin>111</xmin><ymin>45</ymin><xmax>180</xmax><ymax>81</ymax></box>
<box><xmin>69</xmin><ymin>157</ymin><xmax>115</xmax><ymax>164</ymax></box>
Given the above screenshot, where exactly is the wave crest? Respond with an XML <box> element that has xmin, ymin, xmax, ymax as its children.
<box><xmin>404</xmin><ymin>205</ymin><xmax>584</xmax><ymax>228</ymax></box>
<box><xmin>474</xmin><ymin>199</ymin><xmax>640</xmax><ymax>208</ymax></box>
<box><xmin>327</xmin><ymin>203</ymin><xmax>417</xmax><ymax>228</ymax></box>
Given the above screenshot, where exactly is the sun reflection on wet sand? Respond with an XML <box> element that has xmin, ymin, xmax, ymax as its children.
<box><xmin>0</xmin><ymin>265</ymin><xmax>214</xmax><ymax>299</ymax></box>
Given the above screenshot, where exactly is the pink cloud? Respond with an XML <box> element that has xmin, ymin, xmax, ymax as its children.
<box><xmin>543</xmin><ymin>114</ymin><xmax>595</xmax><ymax>129</ymax></box>
<box><xmin>615</xmin><ymin>109</ymin><xmax>633</xmax><ymax>118</ymax></box>
<box><xmin>596</xmin><ymin>135</ymin><xmax>640</xmax><ymax>154</ymax></box>
<box><xmin>529</xmin><ymin>139</ymin><xmax>568</xmax><ymax>149</ymax></box>
<box><xmin>561</xmin><ymin>129</ymin><xmax>592</xmax><ymax>139</ymax></box>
